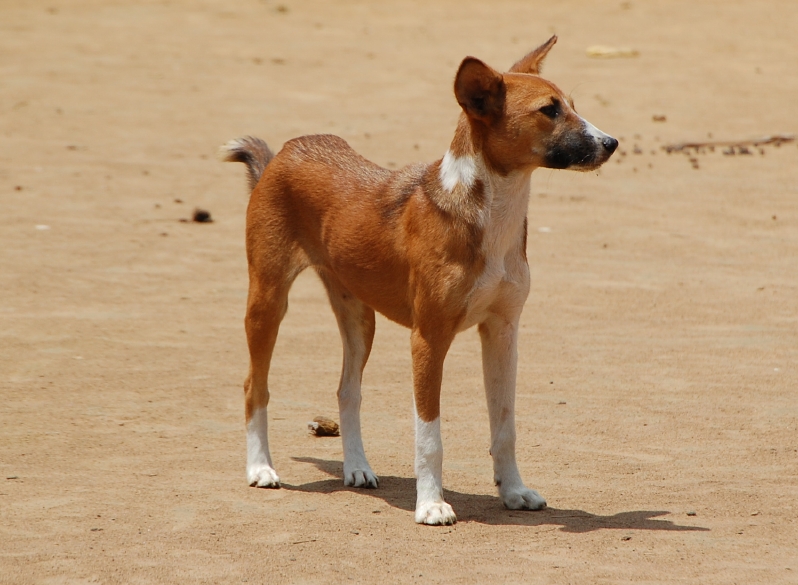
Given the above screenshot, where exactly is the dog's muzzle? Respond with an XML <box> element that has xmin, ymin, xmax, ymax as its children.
<box><xmin>544</xmin><ymin>119</ymin><xmax>618</xmax><ymax>171</ymax></box>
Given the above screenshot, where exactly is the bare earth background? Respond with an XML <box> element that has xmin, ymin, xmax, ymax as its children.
<box><xmin>2</xmin><ymin>1</ymin><xmax>797</xmax><ymax>583</ymax></box>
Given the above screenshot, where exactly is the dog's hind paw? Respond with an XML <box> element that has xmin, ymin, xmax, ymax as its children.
<box><xmin>248</xmin><ymin>465</ymin><xmax>281</xmax><ymax>488</ymax></box>
<box><xmin>415</xmin><ymin>501</ymin><xmax>457</xmax><ymax>525</ymax></box>
<box><xmin>501</xmin><ymin>486</ymin><xmax>547</xmax><ymax>510</ymax></box>
<box><xmin>344</xmin><ymin>467</ymin><xmax>379</xmax><ymax>489</ymax></box>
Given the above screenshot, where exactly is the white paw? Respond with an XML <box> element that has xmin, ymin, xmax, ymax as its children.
<box><xmin>415</xmin><ymin>501</ymin><xmax>457</xmax><ymax>525</ymax></box>
<box><xmin>344</xmin><ymin>466</ymin><xmax>379</xmax><ymax>489</ymax></box>
<box><xmin>248</xmin><ymin>465</ymin><xmax>281</xmax><ymax>488</ymax></box>
<box><xmin>500</xmin><ymin>486</ymin><xmax>547</xmax><ymax>510</ymax></box>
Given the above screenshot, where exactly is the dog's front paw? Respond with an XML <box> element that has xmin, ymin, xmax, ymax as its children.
<box><xmin>500</xmin><ymin>485</ymin><xmax>547</xmax><ymax>510</ymax></box>
<box><xmin>344</xmin><ymin>466</ymin><xmax>379</xmax><ymax>489</ymax></box>
<box><xmin>415</xmin><ymin>501</ymin><xmax>457</xmax><ymax>525</ymax></box>
<box><xmin>248</xmin><ymin>465</ymin><xmax>281</xmax><ymax>488</ymax></box>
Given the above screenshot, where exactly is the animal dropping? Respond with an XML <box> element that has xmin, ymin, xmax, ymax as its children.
<box><xmin>308</xmin><ymin>416</ymin><xmax>340</xmax><ymax>437</ymax></box>
<box><xmin>192</xmin><ymin>208</ymin><xmax>213</xmax><ymax>223</ymax></box>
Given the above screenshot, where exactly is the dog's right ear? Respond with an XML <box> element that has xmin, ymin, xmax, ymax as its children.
<box><xmin>509</xmin><ymin>35</ymin><xmax>557</xmax><ymax>75</ymax></box>
<box><xmin>454</xmin><ymin>57</ymin><xmax>506</xmax><ymax>124</ymax></box>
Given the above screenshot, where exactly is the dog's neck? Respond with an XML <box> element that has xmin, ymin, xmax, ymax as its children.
<box><xmin>433</xmin><ymin>116</ymin><xmax>532</xmax><ymax>232</ymax></box>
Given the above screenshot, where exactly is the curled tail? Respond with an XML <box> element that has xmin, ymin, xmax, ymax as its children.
<box><xmin>219</xmin><ymin>136</ymin><xmax>275</xmax><ymax>192</ymax></box>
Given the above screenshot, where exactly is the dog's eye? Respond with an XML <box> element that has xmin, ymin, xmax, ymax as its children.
<box><xmin>539</xmin><ymin>103</ymin><xmax>559</xmax><ymax>119</ymax></box>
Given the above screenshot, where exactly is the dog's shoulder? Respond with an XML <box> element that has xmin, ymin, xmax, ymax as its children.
<box><xmin>376</xmin><ymin>163</ymin><xmax>431</xmax><ymax>220</ymax></box>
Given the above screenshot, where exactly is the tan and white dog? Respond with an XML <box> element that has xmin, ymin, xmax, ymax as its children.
<box><xmin>222</xmin><ymin>36</ymin><xmax>617</xmax><ymax>525</ymax></box>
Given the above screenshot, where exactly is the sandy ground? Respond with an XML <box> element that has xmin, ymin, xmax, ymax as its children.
<box><xmin>2</xmin><ymin>0</ymin><xmax>798</xmax><ymax>583</ymax></box>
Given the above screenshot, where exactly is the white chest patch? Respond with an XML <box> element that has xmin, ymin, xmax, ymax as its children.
<box><xmin>460</xmin><ymin>170</ymin><xmax>532</xmax><ymax>330</ymax></box>
<box><xmin>439</xmin><ymin>150</ymin><xmax>476</xmax><ymax>193</ymax></box>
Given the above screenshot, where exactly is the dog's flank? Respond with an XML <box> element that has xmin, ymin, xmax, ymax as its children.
<box><xmin>223</xmin><ymin>36</ymin><xmax>617</xmax><ymax>525</ymax></box>
<box><xmin>219</xmin><ymin>136</ymin><xmax>274</xmax><ymax>191</ymax></box>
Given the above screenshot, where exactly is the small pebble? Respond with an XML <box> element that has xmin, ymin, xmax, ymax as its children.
<box><xmin>687</xmin><ymin>511</ymin><xmax>697</xmax><ymax>516</ymax></box>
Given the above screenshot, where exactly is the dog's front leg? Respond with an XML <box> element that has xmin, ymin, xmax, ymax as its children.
<box><xmin>411</xmin><ymin>327</ymin><xmax>457</xmax><ymax>525</ymax></box>
<box><xmin>479</xmin><ymin>314</ymin><xmax>546</xmax><ymax>510</ymax></box>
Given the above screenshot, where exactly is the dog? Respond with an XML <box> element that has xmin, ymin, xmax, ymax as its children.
<box><xmin>221</xmin><ymin>36</ymin><xmax>617</xmax><ymax>525</ymax></box>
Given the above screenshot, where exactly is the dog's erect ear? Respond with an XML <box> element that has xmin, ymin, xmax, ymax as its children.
<box><xmin>509</xmin><ymin>35</ymin><xmax>557</xmax><ymax>75</ymax></box>
<box><xmin>454</xmin><ymin>57</ymin><xmax>506</xmax><ymax>123</ymax></box>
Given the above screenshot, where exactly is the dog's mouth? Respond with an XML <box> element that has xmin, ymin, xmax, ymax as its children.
<box><xmin>543</xmin><ymin>121</ymin><xmax>618</xmax><ymax>171</ymax></box>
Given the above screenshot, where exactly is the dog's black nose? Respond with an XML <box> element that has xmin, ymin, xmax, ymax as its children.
<box><xmin>602</xmin><ymin>136</ymin><xmax>619</xmax><ymax>153</ymax></box>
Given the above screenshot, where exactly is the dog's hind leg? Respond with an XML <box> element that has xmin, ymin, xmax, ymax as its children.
<box><xmin>244</xmin><ymin>256</ymin><xmax>303</xmax><ymax>488</ymax></box>
<box><xmin>479</xmin><ymin>313</ymin><xmax>546</xmax><ymax>510</ymax></box>
<box><xmin>318</xmin><ymin>270</ymin><xmax>379</xmax><ymax>488</ymax></box>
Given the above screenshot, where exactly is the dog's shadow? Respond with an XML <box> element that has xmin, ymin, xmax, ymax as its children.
<box><xmin>283</xmin><ymin>457</ymin><xmax>708</xmax><ymax>532</ymax></box>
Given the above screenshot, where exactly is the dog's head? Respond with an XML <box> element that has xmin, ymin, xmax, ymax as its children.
<box><xmin>453</xmin><ymin>36</ymin><xmax>618</xmax><ymax>174</ymax></box>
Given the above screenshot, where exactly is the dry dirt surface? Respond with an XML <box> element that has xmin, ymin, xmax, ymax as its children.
<box><xmin>2</xmin><ymin>1</ymin><xmax>797</xmax><ymax>583</ymax></box>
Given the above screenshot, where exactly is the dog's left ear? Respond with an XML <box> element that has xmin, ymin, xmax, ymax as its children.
<box><xmin>454</xmin><ymin>57</ymin><xmax>506</xmax><ymax>124</ymax></box>
<box><xmin>509</xmin><ymin>35</ymin><xmax>557</xmax><ymax>75</ymax></box>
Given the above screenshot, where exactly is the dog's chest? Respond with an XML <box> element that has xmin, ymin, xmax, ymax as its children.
<box><xmin>459</xmin><ymin>176</ymin><xmax>530</xmax><ymax>330</ymax></box>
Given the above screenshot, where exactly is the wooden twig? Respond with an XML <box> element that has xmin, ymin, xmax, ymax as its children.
<box><xmin>662</xmin><ymin>134</ymin><xmax>795</xmax><ymax>153</ymax></box>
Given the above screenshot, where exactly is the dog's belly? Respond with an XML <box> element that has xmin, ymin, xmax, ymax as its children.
<box><xmin>320</xmin><ymin>236</ymin><xmax>414</xmax><ymax>327</ymax></box>
<box><xmin>337</xmin><ymin>267</ymin><xmax>414</xmax><ymax>327</ymax></box>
